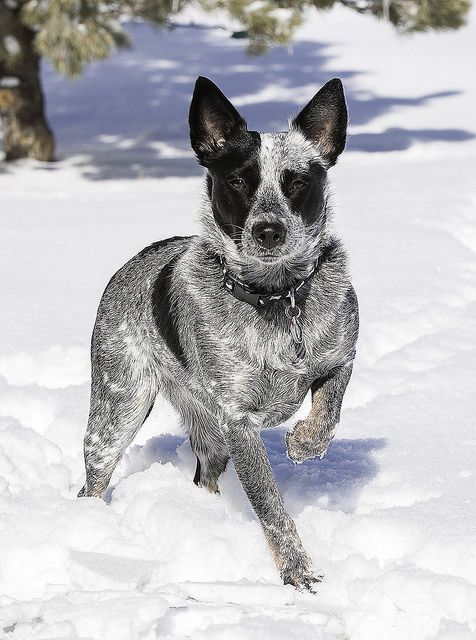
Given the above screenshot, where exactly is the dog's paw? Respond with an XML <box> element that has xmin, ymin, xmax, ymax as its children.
<box><xmin>284</xmin><ymin>571</ymin><xmax>323</xmax><ymax>593</ymax></box>
<box><xmin>281</xmin><ymin>556</ymin><xmax>323</xmax><ymax>593</ymax></box>
<box><xmin>285</xmin><ymin>419</ymin><xmax>333</xmax><ymax>464</ymax></box>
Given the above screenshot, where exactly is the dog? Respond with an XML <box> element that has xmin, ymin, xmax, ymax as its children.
<box><xmin>78</xmin><ymin>76</ymin><xmax>359</xmax><ymax>591</ymax></box>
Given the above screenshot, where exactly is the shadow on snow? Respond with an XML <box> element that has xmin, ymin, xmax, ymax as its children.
<box><xmin>111</xmin><ymin>428</ymin><xmax>386</xmax><ymax>516</ymax></box>
<box><xmin>28</xmin><ymin>21</ymin><xmax>474</xmax><ymax>180</ymax></box>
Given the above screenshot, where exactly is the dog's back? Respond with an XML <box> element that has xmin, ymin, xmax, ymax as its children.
<box><xmin>91</xmin><ymin>235</ymin><xmax>193</xmax><ymax>375</ymax></box>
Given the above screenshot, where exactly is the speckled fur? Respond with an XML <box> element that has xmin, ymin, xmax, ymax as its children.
<box><xmin>79</xmin><ymin>78</ymin><xmax>359</xmax><ymax>591</ymax></box>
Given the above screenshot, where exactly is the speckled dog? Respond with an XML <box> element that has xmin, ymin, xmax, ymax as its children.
<box><xmin>79</xmin><ymin>77</ymin><xmax>359</xmax><ymax>591</ymax></box>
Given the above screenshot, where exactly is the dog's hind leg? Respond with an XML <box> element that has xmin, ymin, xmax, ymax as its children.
<box><xmin>187</xmin><ymin>411</ymin><xmax>229</xmax><ymax>494</ymax></box>
<box><xmin>79</xmin><ymin>376</ymin><xmax>157</xmax><ymax>498</ymax></box>
<box><xmin>190</xmin><ymin>438</ymin><xmax>229</xmax><ymax>494</ymax></box>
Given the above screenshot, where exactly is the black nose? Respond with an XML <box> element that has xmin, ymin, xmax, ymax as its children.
<box><xmin>252</xmin><ymin>222</ymin><xmax>286</xmax><ymax>249</ymax></box>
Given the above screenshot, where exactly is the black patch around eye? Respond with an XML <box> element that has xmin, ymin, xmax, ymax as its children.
<box><xmin>281</xmin><ymin>162</ymin><xmax>327</xmax><ymax>225</ymax></box>
<box><xmin>206</xmin><ymin>130</ymin><xmax>261</xmax><ymax>240</ymax></box>
<box><xmin>227</xmin><ymin>176</ymin><xmax>246</xmax><ymax>190</ymax></box>
<box><xmin>282</xmin><ymin>171</ymin><xmax>309</xmax><ymax>195</ymax></box>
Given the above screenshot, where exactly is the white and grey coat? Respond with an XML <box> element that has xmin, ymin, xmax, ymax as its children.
<box><xmin>79</xmin><ymin>77</ymin><xmax>359</xmax><ymax>591</ymax></box>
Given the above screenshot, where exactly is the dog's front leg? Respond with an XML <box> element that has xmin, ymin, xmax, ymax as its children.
<box><xmin>286</xmin><ymin>363</ymin><xmax>353</xmax><ymax>464</ymax></box>
<box><xmin>225</xmin><ymin>421</ymin><xmax>319</xmax><ymax>590</ymax></box>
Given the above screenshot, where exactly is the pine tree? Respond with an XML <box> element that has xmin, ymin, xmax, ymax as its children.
<box><xmin>0</xmin><ymin>0</ymin><xmax>471</xmax><ymax>162</ymax></box>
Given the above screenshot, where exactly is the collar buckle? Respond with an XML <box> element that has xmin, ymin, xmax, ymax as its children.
<box><xmin>224</xmin><ymin>279</ymin><xmax>263</xmax><ymax>306</ymax></box>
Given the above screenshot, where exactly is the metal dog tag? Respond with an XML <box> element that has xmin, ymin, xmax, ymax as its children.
<box><xmin>286</xmin><ymin>290</ymin><xmax>305</xmax><ymax>359</ymax></box>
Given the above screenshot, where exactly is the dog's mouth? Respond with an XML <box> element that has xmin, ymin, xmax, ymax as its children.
<box><xmin>258</xmin><ymin>253</ymin><xmax>281</xmax><ymax>262</ymax></box>
<box><xmin>243</xmin><ymin>251</ymin><xmax>285</xmax><ymax>264</ymax></box>
<box><xmin>244</xmin><ymin>243</ymin><xmax>302</xmax><ymax>263</ymax></box>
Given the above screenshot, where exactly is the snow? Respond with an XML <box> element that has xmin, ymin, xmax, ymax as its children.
<box><xmin>1</xmin><ymin>5</ymin><xmax>476</xmax><ymax>639</ymax></box>
<box><xmin>0</xmin><ymin>77</ymin><xmax>20</xmax><ymax>89</ymax></box>
<box><xmin>3</xmin><ymin>36</ymin><xmax>21</xmax><ymax>57</ymax></box>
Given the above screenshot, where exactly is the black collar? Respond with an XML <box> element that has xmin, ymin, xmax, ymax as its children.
<box><xmin>219</xmin><ymin>255</ymin><xmax>322</xmax><ymax>308</ymax></box>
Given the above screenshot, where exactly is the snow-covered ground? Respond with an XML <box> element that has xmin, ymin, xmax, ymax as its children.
<box><xmin>1</xmin><ymin>5</ymin><xmax>476</xmax><ymax>639</ymax></box>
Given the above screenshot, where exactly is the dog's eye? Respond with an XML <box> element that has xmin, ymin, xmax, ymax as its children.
<box><xmin>228</xmin><ymin>177</ymin><xmax>246</xmax><ymax>190</ymax></box>
<box><xmin>290</xmin><ymin>178</ymin><xmax>308</xmax><ymax>192</ymax></box>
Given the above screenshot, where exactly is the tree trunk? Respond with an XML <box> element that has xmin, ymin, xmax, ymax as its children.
<box><xmin>0</xmin><ymin>5</ymin><xmax>55</xmax><ymax>162</ymax></box>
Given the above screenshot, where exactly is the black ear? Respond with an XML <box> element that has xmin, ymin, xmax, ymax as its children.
<box><xmin>291</xmin><ymin>78</ymin><xmax>348</xmax><ymax>166</ymax></box>
<box><xmin>189</xmin><ymin>76</ymin><xmax>247</xmax><ymax>164</ymax></box>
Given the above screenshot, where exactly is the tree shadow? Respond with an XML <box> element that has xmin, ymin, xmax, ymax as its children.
<box><xmin>111</xmin><ymin>428</ymin><xmax>386</xmax><ymax>515</ymax></box>
<box><xmin>349</xmin><ymin>126</ymin><xmax>475</xmax><ymax>152</ymax></box>
<box><xmin>34</xmin><ymin>21</ymin><xmax>473</xmax><ymax>181</ymax></box>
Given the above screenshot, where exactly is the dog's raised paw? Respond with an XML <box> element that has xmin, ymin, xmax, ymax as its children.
<box><xmin>285</xmin><ymin>420</ymin><xmax>331</xmax><ymax>463</ymax></box>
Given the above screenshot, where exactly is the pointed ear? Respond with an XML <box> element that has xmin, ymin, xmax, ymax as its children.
<box><xmin>189</xmin><ymin>76</ymin><xmax>247</xmax><ymax>164</ymax></box>
<box><xmin>291</xmin><ymin>78</ymin><xmax>348</xmax><ymax>166</ymax></box>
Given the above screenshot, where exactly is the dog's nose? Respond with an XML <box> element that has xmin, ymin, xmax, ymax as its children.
<box><xmin>252</xmin><ymin>222</ymin><xmax>286</xmax><ymax>249</ymax></box>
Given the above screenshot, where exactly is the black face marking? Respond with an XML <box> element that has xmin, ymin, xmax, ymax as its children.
<box><xmin>152</xmin><ymin>253</ymin><xmax>186</xmax><ymax>366</ymax></box>
<box><xmin>281</xmin><ymin>162</ymin><xmax>327</xmax><ymax>225</ymax></box>
<box><xmin>206</xmin><ymin>130</ymin><xmax>261</xmax><ymax>240</ymax></box>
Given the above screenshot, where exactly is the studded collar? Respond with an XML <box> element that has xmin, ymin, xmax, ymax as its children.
<box><xmin>218</xmin><ymin>255</ymin><xmax>321</xmax><ymax>308</ymax></box>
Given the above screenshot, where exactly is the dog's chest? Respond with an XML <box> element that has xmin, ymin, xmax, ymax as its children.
<box><xmin>224</xmin><ymin>364</ymin><xmax>308</xmax><ymax>427</ymax></box>
<box><xmin>202</xmin><ymin>312</ymin><xmax>311</xmax><ymax>426</ymax></box>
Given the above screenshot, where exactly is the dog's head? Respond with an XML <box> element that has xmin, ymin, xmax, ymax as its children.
<box><xmin>189</xmin><ymin>77</ymin><xmax>347</xmax><ymax>288</ymax></box>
